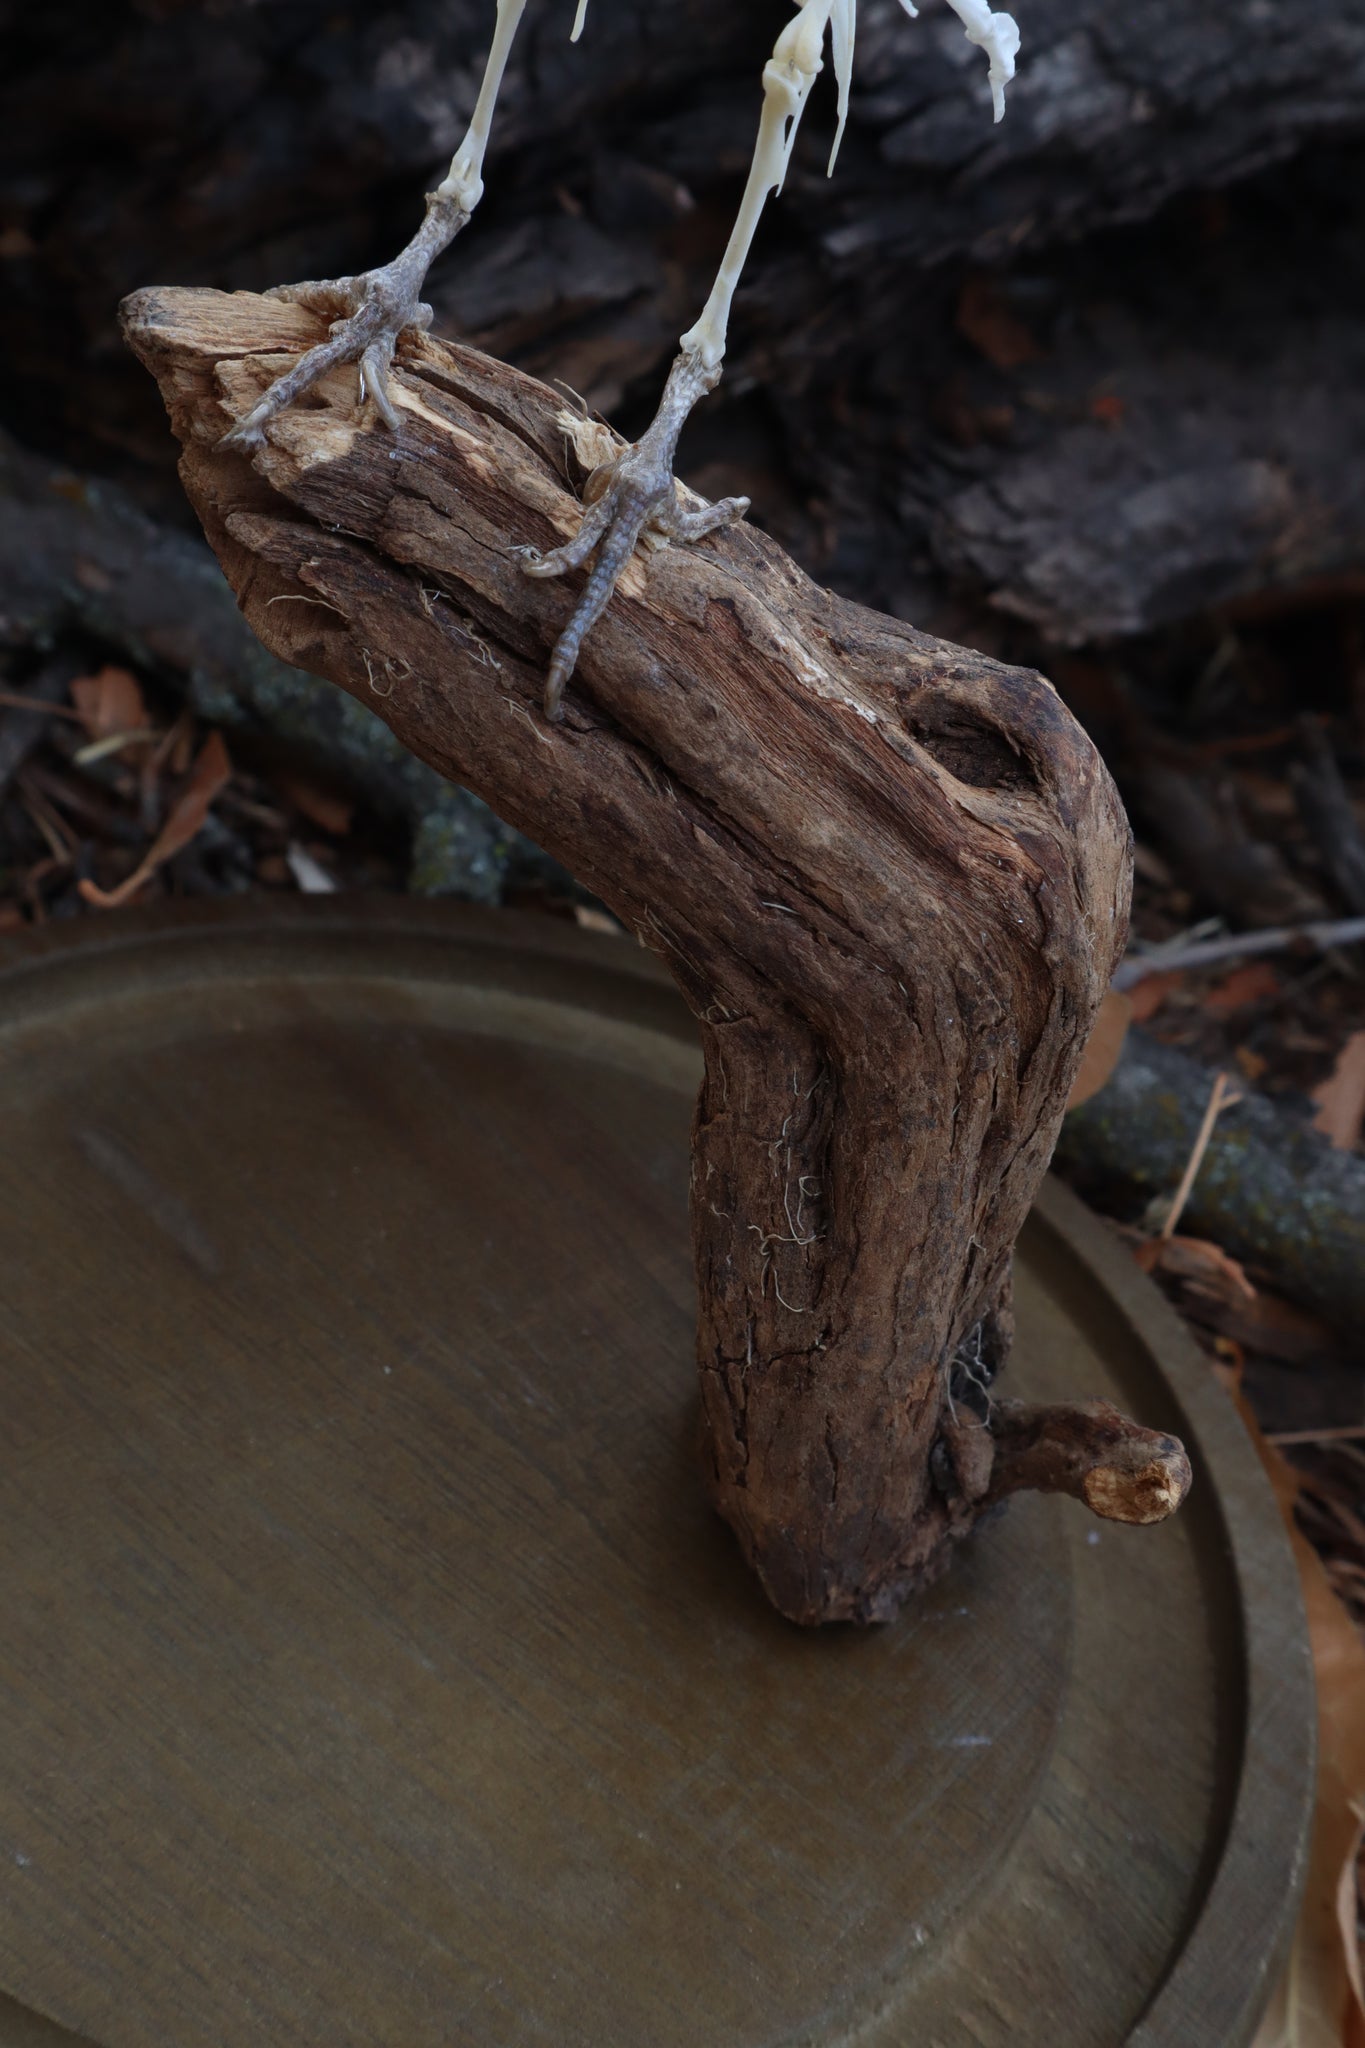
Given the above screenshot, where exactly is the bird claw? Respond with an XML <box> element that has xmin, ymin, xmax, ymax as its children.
<box><xmin>524</xmin><ymin>417</ymin><xmax>748</xmax><ymax>721</ymax></box>
<box><xmin>219</xmin><ymin>270</ymin><xmax>434</xmax><ymax>450</ymax></box>
<box><xmin>218</xmin><ymin>190</ymin><xmax>464</xmax><ymax>453</ymax></box>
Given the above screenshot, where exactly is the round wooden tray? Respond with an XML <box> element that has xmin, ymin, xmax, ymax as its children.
<box><xmin>0</xmin><ymin>899</ymin><xmax>1312</xmax><ymax>2048</ymax></box>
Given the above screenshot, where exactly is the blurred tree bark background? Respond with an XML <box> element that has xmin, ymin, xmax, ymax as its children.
<box><xmin>6</xmin><ymin>0</ymin><xmax>1365</xmax><ymax>650</ymax></box>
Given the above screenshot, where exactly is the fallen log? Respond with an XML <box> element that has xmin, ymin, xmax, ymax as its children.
<box><xmin>1057</xmin><ymin>1027</ymin><xmax>1365</xmax><ymax>1336</ymax></box>
<box><xmin>121</xmin><ymin>282</ymin><xmax>1184</xmax><ymax>1625</ymax></box>
<box><xmin>0</xmin><ymin>428</ymin><xmax>553</xmax><ymax>901</ymax></box>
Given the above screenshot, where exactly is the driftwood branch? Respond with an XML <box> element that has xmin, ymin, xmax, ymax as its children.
<box><xmin>1114</xmin><ymin>917</ymin><xmax>1365</xmax><ymax>990</ymax></box>
<box><xmin>122</xmin><ymin>285</ymin><xmax>1187</xmax><ymax>1624</ymax></box>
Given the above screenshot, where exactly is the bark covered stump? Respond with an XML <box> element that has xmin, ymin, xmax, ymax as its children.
<box><xmin>122</xmin><ymin>286</ymin><xmax>1190</xmax><ymax>1624</ymax></box>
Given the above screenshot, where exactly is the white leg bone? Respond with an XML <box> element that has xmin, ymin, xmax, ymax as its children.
<box><xmin>827</xmin><ymin>0</ymin><xmax>857</xmax><ymax>170</ymax></box>
<box><xmin>437</xmin><ymin>0</ymin><xmax>530</xmax><ymax>212</ymax></box>
<box><xmin>681</xmin><ymin>0</ymin><xmax>834</xmax><ymax>372</ymax></box>
<box><xmin>897</xmin><ymin>0</ymin><xmax>1020</xmax><ymax>122</ymax></box>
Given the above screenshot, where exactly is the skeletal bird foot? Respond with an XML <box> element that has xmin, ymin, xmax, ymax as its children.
<box><xmin>522</xmin><ymin>351</ymin><xmax>747</xmax><ymax>720</ymax></box>
<box><xmin>524</xmin><ymin>456</ymin><xmax>748</xmax><ymax>720</ymax></box>
<box><xmin>219</xmin><ymin>192</ymin><xmax>468</xmax><ymax>452</ymax></box>
<box><xmin>219</xmin><ymin>275</ymin><xmax>432</xmax><ymax>451</ymax></box>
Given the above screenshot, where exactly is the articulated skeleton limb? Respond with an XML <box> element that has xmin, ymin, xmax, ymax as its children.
<box><xmin>524</xmin><ymin>0</ymin><xmax>833</xmax><ymax>715</ymax></box>
<box><xmin>221</xmin><ymin>0</ymin><xmax>531</xmax><ymax>451</ymax></box>
<box><xmin>219</xmin><ymin>0</ymin><xmax>1021</xmax><ymax>710</ymax></box>
<box><xmin>524</xmin><ymin>351</ymin><xmax>750</xmax><ymax>718</ymax></box>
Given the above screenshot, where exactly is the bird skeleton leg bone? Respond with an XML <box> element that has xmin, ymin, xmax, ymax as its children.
<box><xmin>523</xmin><ymin>0</ymin><xmax>835</xmax><ymax>717</ymax></box>
<box><xmin>220</xmin><ymin>0</ymin><xmax>531</xmax><ymax>451</ymax></box>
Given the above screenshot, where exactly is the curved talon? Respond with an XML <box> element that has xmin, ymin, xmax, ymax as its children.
<box><xmin>523</xmin><ymin>491</ymin><xmax>616</xmax><ymax>581</ymax></box>
<box><xmin>359</xmin><ymin>336</ymin><xmax>401</xmax><ymax>430</ymax></box>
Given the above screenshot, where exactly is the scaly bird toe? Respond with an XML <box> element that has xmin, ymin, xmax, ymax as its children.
<box><xmin>521</xmin><ymin>349</ymin><xmax>745</xmax><ymax>721</ymax></box>
<box><xmin>219</xmin><ymin>275</ymin><xmax>419</xmax><ymax>450</ymax></box>
<box><xmin>526</xmin><ymin>465</ymin><xmax>748</xmax><ymax>723</ymax></box>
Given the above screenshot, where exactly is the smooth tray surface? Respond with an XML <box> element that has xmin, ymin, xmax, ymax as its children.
<box><xmin>0</xmin><ymin>900</ymin><xmax>1312</xmax><ymax>2048</ymax></box>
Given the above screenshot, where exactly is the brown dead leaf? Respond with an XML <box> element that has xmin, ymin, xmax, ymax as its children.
<box><xmin>78</xmin><ymin>730</ymin><xmax>231</xmax><ymax>910</ymax></box>
<box><xmin>1133</xmin><ymin>1231</ymin><xmax>1257</xmax><ymax>1306</ymax></box>
<box><xmin>1312</xmin><ymin>1033</ymin><xmax>1365</xmax><ymax>1153</ymax></box>
<box><xmin>573</xmin><ymin>905</ymin><xmax>624</xmax><ymax>936</ymax></box>
<box><xmin>1208</xmin><ymin>1287</ymin><xmax>1334</xmax><ymax>1368</ymax></box>
<box><xmin>1126</xmin><ymin>969</ymin><xmax>1184</xmax><ymax>1023</ymax></box>
<box><xmin>274</xmin><ymin>773</ymin><xmax>354</xmax><ymax>838</ymax></box>
<box><xmin>955</xmin><ymin>275</ymin><xmax>1040</xmax><ymax>370</ymax></box>
<box><xmin>1228</xmin><ymin>1368</ymin><xmax>1365</xmax><ymax>2048</ymax></box>
<box><xmin>1236</xmin><ymin>1045</ymin><xmax>1270</xmax><ymax>1084</ymax></box>
<box><xmin>69</xmin><ymin>666</ymin><xmax>149</xmax><ymax>741</ymax></box>
<box><xmin>1131</xmin><ymin>841</ymin><xmax>1174</xmax><ymax>886</ymax></box>
<box><xmin>1067</xmin><ymin>988</ymin><xmax>1130</xmax><ymax>1108</ymax></box>
<box><xmin>1205</xmin><ymin>960</ymin><xmax>1282</xmax><ymax>1013</ymax></box>
<box><xmin>1089</xmin><ymin>392</ymin><xmax>1126</xmax><ymax>426</ymax></box>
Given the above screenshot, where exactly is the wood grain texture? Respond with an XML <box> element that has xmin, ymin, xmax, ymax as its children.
<box><xmin>122</xmin><ymin>285</ymin><xmax>1146</xmax><ymax>1623</ymax></box>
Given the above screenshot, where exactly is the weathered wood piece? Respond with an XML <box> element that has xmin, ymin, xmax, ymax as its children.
<box><xmin>123</xmin><ymin>284</ymin><xmax>1179</xmax><ymax>1624</ymax></box>
<box><xmin>983</xmin><ymin>1399</ymin><xmax>1192</xmax><ymax>1525</ymax></box>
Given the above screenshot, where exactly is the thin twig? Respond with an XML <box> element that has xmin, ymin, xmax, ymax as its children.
<box><xmin>73</xmin><ymin>729</ymin><xmax>163</xmax><ymax>767</ymax></box>
<box><xmin>1266</xmin><ymin>1423</ymin><xmax>1365</xmax><ymax>1446</ymax></box>
<box><xmin>1113</xmin><ymin>915</ymin><xmax>1365</xmax><ymax>990</ymax></box>
<box><xmin>0</xmin><ymin>688</ymin><xmax>83</xmax><ymax>722</ymax></box>
<box><xmin>16</xmin><ymin>783</ymin><xmax>77</xmax><ymax>863</ymax></box>
<box><xmin>1160</xmin><ymin>1070</ymin><xmax>1242</xmax><ymax>1243</ymax></box>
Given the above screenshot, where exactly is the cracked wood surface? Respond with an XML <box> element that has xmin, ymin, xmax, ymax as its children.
<box><xmin>123</xmin><ymin>284</ymin><xmax>1152</xmax><ymax>1623</ymax></box>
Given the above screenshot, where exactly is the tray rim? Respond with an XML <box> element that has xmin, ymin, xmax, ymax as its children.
<box><xmin>1027</xmin><ymin>1178</ymin><xmax>1314</xmax><ymax>2046</ymax></box>
<box><xmin>0</xmin><ymin>894</ymin><xmax>1315</xmax><ymax>2047</ymax></box>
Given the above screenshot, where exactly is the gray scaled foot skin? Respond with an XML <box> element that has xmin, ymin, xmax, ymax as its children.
<box><xmin>523</xmin><ymin>349</ymin><xmax>749</xmax><ymax>720</ymax></box>
<box><xmin>219</xmin><ymin>192</ymin><xmax>469</xmax><ymax>452</ymax></box>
